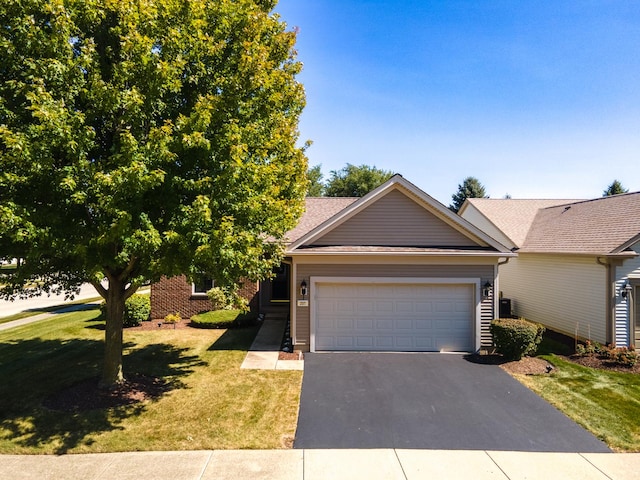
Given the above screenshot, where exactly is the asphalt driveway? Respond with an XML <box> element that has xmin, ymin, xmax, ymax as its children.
<box><xmin>294</xmin><ymin>353</ymin><xmax>610</xmax><ymax>452</ymax></box>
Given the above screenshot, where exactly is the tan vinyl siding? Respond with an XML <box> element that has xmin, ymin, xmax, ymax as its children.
<box><xmin>459</xmin><ymin>204</ymin><xmax>515</xmax><ymax>249</ymax></box>
<box><xmin>313</xmin><ymin>189</ymin><xmax>481</xmax><ymax>247</ymax></box>
<box><xmin>499</xmin><ymin>254</ymin><xmax>607</xmax><ymax>343</ymax></box>
<box><xmin>293</xmin><ymin>261</ymin><xmax>494</xmax><ymax>348</ymax></box>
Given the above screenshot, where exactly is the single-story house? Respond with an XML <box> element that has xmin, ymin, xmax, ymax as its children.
<box><xmin>459</xmin><ymin>193</ymin><xmax>640</xmax><ymax>347</ymax></box>
<box><xmin>152</xmin><ymin>175</ymin><xmax>515</xmax><ymax>352</ymax></box>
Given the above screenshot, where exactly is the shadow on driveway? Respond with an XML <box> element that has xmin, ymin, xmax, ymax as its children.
<box><xmin>294</xmin><ymin>353</ymin><xmax>610</xmax><ymax>452</ymax></box>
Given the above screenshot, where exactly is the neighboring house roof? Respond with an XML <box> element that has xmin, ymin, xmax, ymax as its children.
<box><xmin>521</xmin><ymin>192</ymin><xmax>640</xmax><ymax>255</ymax></box>
<box><xmin>461</xmin><ymin>198</ymin><xmax>580</xmax><ymax>247</ymax></box>
<box><xmin>287</xmin><ymin>175</ymin><xmax>514</xmax><ymax>256</ymax></box>
<box><xmin>285</xmin><ymin>197</ymin><xmax>358</xmax><ymax>244</ymax></box>
<box><xmin>463</xmin><ymin>193</ymin><xmax>640</xmax><ymax>256</ymax></box>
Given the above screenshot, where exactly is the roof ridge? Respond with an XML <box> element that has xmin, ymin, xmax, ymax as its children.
<box><xmin>541</xmin><ymin>191</ymin><xmax>640</xmax><ymax>209</ymax></box>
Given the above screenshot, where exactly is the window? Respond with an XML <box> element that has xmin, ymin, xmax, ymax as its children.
<box><xmin>192</xmin><ymin>277</ymin><xmax>214</xmax><ymax>296</ymax></box>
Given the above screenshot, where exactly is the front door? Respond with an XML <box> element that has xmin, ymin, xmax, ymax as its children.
<box><xmin>270</xmin><ymin>264</ymin><xmax>290</xmax><ymax>302</ymax></box>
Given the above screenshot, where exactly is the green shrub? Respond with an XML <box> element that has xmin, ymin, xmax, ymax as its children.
<box><xmin>99</xmin><ymin>294</ymin><xmax>151</xmax><ymax>327</ymax></box>
<box><xmin>490</xmin><ymin>318</ymin><xmax>545</xmax><ymax>360</ymax></box>
<box><xmin>604</xmin><ymin>346</ymin><xmax>638</xmax><ymax>367</ymax></box>
<box><xmin>190</xmin><ymin>309</ymin><xmax>256</xmax><ymax>329</ymax></box>
<box><xmin>206</xmin><ymin>285</ymin><xmax>249</xmax><ymax>313</ymax></box>
<box><xmin>123</xmin><ymin>294</ymin><xmax>150</xmax><ymax>327</ymax></box>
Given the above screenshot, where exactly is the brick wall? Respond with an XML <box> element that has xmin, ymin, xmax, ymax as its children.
<box><xmin>150</xmin><ymin>275</ymin><xmax>259</xmax><ymax>320</ymax></box>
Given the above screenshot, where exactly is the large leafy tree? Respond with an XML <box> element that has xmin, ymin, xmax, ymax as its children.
<box><xmin>306</xmin><ymin>164</ymin><xmax>324</xmax><ymax>196</ymax></box>
<box><xmin>449</xmin><ymin>177</ymin><xmax>488</xmax><ymax>212</ymax></box>
<box><xmin>325</xmin><ymin>163</ymin><xmax>394</xmax><ymax>197</ymax></box>
<box><xmin>0</xmin><ymin>0</ymin><xmax>307</xmax><ymax>387</ymax></box>
<box><xmin>603</xmin><ymin>180</ymin><xmax>628</xmax><ymax>197</ymax></box>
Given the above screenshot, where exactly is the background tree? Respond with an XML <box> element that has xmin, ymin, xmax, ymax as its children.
<box><xmin>449</xmin><ymin>177</ymin><xmax>488</xmax><ymax>212</ymax></box>
<box><xmin>0</xmin><ymin>0</ymin><xmax>307</xmax><ymax>387</ymax></box>
<box><xmin>603</xmin><ymin>180</ymin><xmax>629</xmax><ymax>196</ymax></box>
<box><xmin>307</xmin><ymin>164</ymin><xmax>325</xmax><ymax>196</ymax></box>
<box><xmin>325</xmin><ymin>163</ymin><xmax>394</xmax><ymax>197</ymax></box>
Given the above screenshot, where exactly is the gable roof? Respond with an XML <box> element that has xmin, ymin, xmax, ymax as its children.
<box><xmin>285</xmin><ymin>197</ymin><xmax>358</xmax><ymax>244</ymax></box>
<box><xmin>520</xmin><ymin>192</ymin><xmax>640</xmax><ymax>255</ymax></box>
<box><xmin>461</xmin><ymin>198</ymin><xmax>581</xmax><ymax>247</ymax></box>
<box><xmin>287</xmin><ymin>175</ymin><xmax>514</xmax><ymax>256</ymax></box>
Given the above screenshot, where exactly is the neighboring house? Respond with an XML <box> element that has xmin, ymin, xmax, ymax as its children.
<box><xmin>460</xmin><ymin>194</ymin><xmax>640</xmax><ymax>347</ymax></box>
<box><xmin>152</xmin><ymin>175</ymin><xmax>514</xmax><ymax>352</ymax></box>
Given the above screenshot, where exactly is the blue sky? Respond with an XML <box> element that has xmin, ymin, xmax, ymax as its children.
<box><xmin>274</xmin><ymin>1</ymin><xmax>640</xmax><ymax>204</ymax></box>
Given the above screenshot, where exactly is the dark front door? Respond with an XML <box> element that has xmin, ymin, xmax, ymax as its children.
<box><xmin>270</xmin><ymin>264</ymin><xmax>290</xmax><ymax>302</ymax></box>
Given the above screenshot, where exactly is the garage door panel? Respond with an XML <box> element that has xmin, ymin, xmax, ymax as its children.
<box><xmin>373</xmin><ymin>319</ymin><xmax>391</xmax><ymax>330</ymax></box>
<box><xmin>375</xmin><ymin>301</ymin><xmax>394</xmax><ymax>312</ymax></box>
<box><xmin>396</xmin><ymin>319</ymin><xmax>413</xmax><ymax>329</ymax></box>
<box><xmin>355</xmin><ymin>318</ymin><xmax>373</xmax><ymax>329</ymax></box>
<box><xmin>315</xmin><ymin>282</ymin><xmax>474</xmax><ymax>352</ymax></box>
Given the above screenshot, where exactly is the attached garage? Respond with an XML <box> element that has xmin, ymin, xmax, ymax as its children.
<box><xmin>311</xmin><ymin>278</ymin><xmax>479</xmax><ymax>352</ymax></box>
<box><xmin>282</xmin><ymin>175</ymin><xmax>515</xmax><ymax>353</ymax></box>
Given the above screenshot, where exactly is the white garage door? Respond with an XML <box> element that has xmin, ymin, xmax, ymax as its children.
<box><xmin>314</xmin><ymin>282</ymin><xmax>475</xmax><ymax>352</ymax></box>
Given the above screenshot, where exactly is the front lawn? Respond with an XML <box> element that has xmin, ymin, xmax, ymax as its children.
<box><xmin>515</xmin><ymin>354</ymin><xmax>640</xmax><ymax>452</ymax></box>
<box><xmin>0</xmin><ymin>308</ymin><xmax>302</xmax><ymax>454</ymax></box>
<box><xmin>190</xmin><ymin>309</ymin><xmax>256</xmax><ymax>328</ymax></box>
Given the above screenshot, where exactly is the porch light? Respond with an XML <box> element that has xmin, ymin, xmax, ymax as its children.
<box><xmin>300</xmin><ymin>280</ymin><xmax>308</xmax><ymax>298</ymax></box>
<box><xmin>483</xmin><ymin>281</ymin><xmax>493</xmax><ymax>298</ymax></box>
<box><xmin>621</xmin><ymin>282</ymin><xmax>632</xmax><ymax>298</ymax></box>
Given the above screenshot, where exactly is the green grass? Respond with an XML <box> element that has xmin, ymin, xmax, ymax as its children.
<box><xmin>0</xmin><ymin>287</ymin><xmax>149</xmax><ymax>325</ymax></box>
<box><xmin>515</xmin><ymin>353</ymin><xmax>640</xmax><ymax>452</ymax></box>
<box><xmin>0</xmin><ymin>308</ymin><xmax>302</xmax><ymax>454</ymax></box>
<box><xmin>190</xmin><ymin>309</ymin><xmax>256</xmax><ymax>328</ymax></box>
<box><xmin>0</xmin><ymin>297</ymin><xmax>104</xmax><ymax>324</ymax></box>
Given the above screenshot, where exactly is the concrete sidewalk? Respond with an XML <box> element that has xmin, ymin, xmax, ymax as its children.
<box><xmin>0</xmin><ymin>449</ymin><xmax>638</xmax><ymax>480</ymax></box>
<box><xmin>240</xmin><ymin>312</ymin><xmax>303</xmax><ymax>370</ymax></box>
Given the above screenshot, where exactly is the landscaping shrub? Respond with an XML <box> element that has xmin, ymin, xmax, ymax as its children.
<box><xmin>490</xmin><ymin>318</ymin><xmax>545</xmax><ymax>360</ymax></box>
<box><xmin>206</xmin><ymin>285</ymin><xmax>249</xmax><ymax>312</ymax></box>
<box><xmin>123</xmin><ymin>294</ymin><xmax>150</xmax><ymax>327</ymax></box>
<box><xmin>576</xmin><ymin>341</ymin><xmax>638</xmax><ymax>367</ymax></box>
<box><xmin>164</xmin><ymin>312</ymin><xmax>181</xmax><ymax>324</ymax></box>
<box><xmin>190</xmin><ymin>309</ymin><xmax>256</xmax><ymax>329</ymax></box>
<box><xmin>99</xmin><ymin>294</ymin><xmax>151</xmax><ymax>327</ymax></box>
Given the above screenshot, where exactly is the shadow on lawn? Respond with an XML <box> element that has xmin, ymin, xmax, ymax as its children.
<box><xmin>208</xmin><ymin>323</ymin><xmax>259</xmax><ymax>352</ymax></box>
<box><xmin>0</xmin><ymin>337</ymin><xmax>204</xmax><ymax>454</ymax></box>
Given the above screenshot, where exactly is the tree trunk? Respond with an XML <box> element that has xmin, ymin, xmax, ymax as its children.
<box><xmin>100</xmin><ymin>276</ymin><xmax>127</xmax><ymax>388</ymax></box>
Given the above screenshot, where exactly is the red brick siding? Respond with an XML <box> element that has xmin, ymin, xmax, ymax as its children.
<box><xmin>150</xmin><ymin>275</ymin><xmax>259</xmax><ymax>320</ymax></box>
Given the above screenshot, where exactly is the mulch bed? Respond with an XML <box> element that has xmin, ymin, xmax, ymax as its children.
<box><xmin>43</xmin><ymin>374</ymin><xmax>171</xmax><ymax>412</ymax></box>
<box><xmin>466</xmin><ymin>353</ymin><xmax>555</xmax><ymax>375</ymax></box>
<box><xmin>563</xmin><ymin>354</ymin><xmax>640</xmax><ymax>374</ymax></box>
<box><xmin>469</xmin><ymin>352</ymin><xmax>639</xmax><ymax>376</ymax></box>
<box><xmin>278</xmin><ymin>351</ymin><xmax>304</xmax><ymax>361</ymax></box>
<box><xmin>128</xmin><ymin>320</ymin><xmax>190</xmax><ymax>330</ymax></box>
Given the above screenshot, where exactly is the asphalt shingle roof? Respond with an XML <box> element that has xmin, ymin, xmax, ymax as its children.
<box><xmin>521</xmin><ymin>192</ymin><xmax>640</xmax><ymax>254</ymax></box>
<box><xmin>285</xmin><ymin>197</ymin><xmax>358</xmax><ymax>244</ymax></box>
<box><xmin>466</xmin><ymin>198</ymin><xmax>580</xmax><ymax>247</ymax></box>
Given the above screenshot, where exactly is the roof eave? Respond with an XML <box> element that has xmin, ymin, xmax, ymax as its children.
<box><xmin>517</xmin><ymin>250</ymin><xmax>639</xmax><ymax>258</ymax></box>
<box><xmin>287</xmin><ymin>249</ymin><xmax>518</xmax><ymax>258</ymax></box>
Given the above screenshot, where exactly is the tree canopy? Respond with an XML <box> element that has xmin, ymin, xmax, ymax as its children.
<box><xmin>449</xmin><ymin>177</ymin><xmax>488</xmax><ymax>212</ymax></box>
<box><xmin>0</xmin><ymin>0</ymin><xmax>307</xmax><ymax>386</ymax></box>
<box><xmin>324</xmin><ymin>163</ymin><xmax>394</xmax><ymax>197</ymax></box>
<box><xmin>603</xmin><ymin>180</ymin><xmax>629</xmax><ymax>196</ymax></box>
<box><xmin>306</xmin><ymin>164</ymin><xmax>325</xmax><ymax>196</ymax></box>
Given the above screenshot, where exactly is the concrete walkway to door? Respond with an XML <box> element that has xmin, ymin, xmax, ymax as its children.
<box><xmin>294</xmin><ymin>353</ymin><xmax>610</xmax><ymax>452</ymax></box>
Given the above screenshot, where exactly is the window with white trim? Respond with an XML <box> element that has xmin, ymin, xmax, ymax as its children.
<box><xmin>192</xmin><ymin>277</ymin><xmax>214</xmax><ymax>296</ymax></box>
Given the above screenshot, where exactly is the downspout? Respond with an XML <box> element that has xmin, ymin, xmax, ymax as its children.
<box><xmin>596</xmin><ymin>257</ymin><xmax>614</xmax><ymax>345</ymax></box>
